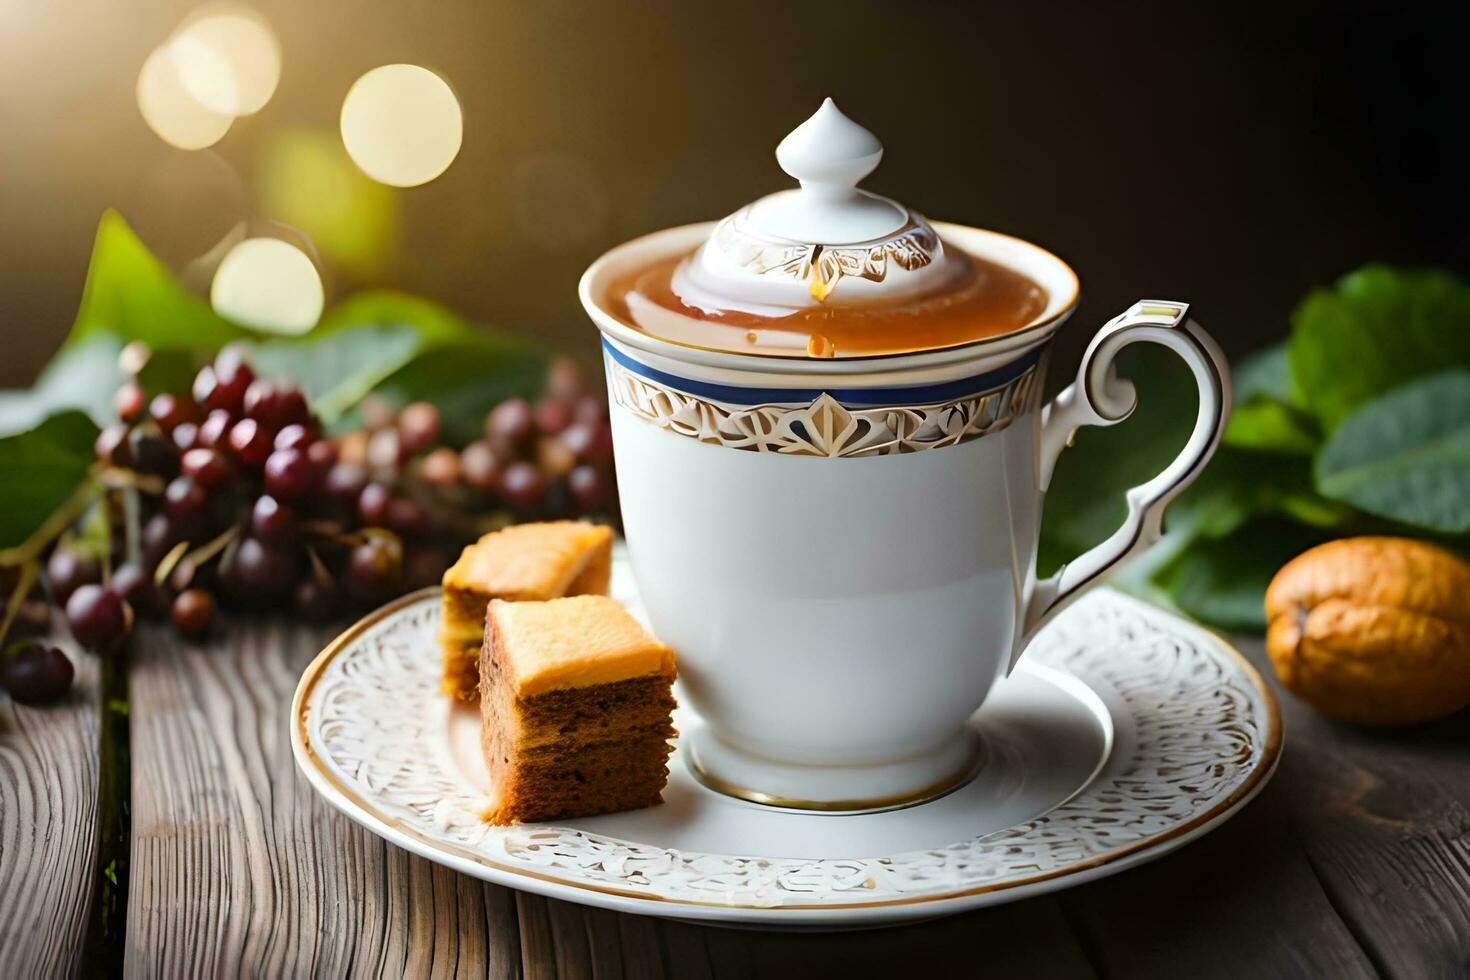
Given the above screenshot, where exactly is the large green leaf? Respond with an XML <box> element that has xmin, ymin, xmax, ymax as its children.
<box><xmin>68</xmin><ymin>210</ymin><xmax>246</xmax><ymax>353</ymax></box>
<box><xmin>250</xmin><ymin>323</ymin><xmax>423</xmax><ymax>426</ymax></box>
<box><xmin>1314</xmin><ymin>369</ymin><xmax>1470</xmax><ymax>533</ymax></box>
<box><xmin>303</xmin><ymin>291</ymin><xmax>546</xmax><ymax>444</ymax></box>
<box><xmin>0</xmin><ymin>411</ymin><xmax>99</xmax><ymax>550</ymax></box>
<box><xmin>1039</xmin><ymin>346</ymin><xmax>1199</xmax><ymax>576</ymax></box>
<box><xmin>1288</xmin><ymin>265</ymin><xmax>1470</xmax><ymax>431</ymax></box>
<box><xmin>1150</xmin><ymin>518</ymin><xmax>1329</xmax><ymax>632</ymax></box>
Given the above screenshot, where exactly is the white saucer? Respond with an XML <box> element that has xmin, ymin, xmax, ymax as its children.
<box><xmin>292</xmin><ymin>554</ymin><xmax>1280</xmax><ymax>930</ymax></box>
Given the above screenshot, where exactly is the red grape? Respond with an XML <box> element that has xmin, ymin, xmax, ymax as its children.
<box><xmin>213</xmin><ymin>345</ymin><xmax>256</xmax><ymax>411</ymax></box>
<box><xmin>244</xmin><ymin>379</ymin><xmax>308</xmax><ymax>429</ymax></box>
<box><xmin>486</xmin><ymin>398</ymin><xmax>534</xmax><ymax>450</ymax></box>
<box><xmin>274</xmin><ymin>423</ymin><xmax>314</xmax><ymax>452</ymax></box>
<box><xmin>359</xmin><ymin>395</ymin><xmax>396</xmax><ymax>432</ymax></box>
<box><xmin>115</xmin><ymin>382</ymin><xmax>147</xmax><ymax>424</ymax></box>
<box><xmin>534</xmin><ymin>397</ymin><xmax>573</xmax><ymax>436</ymax></box>
<box><xmin>65</xmin><ymin>584</ymin><xmax>129</xmax><ymax>651</ymax></box>
<box><xmin>347</xmin><ymin>533</ymin><xmax>403</xmax><ymax>599</ymax></box>
<box><xmin>46</xmin><ymin>548</ymin><xmax>100</xmax><ymax>605</ymax></box>
<box><xmin>498</xmin><ymin>461</ymin><xmax>546</xmax><ymax>510</ymax></box>
<box><xmin>141</xmin><ymin>513</ymin><xmax>178</xmax><ymax>568</ymax></box>
<box><xmin>546</xmin><ymin>356</ymin><xmax>585</xmax><ymax>401</ymax></box>
<box><xmin>568</xmin><ymin>465</ymin><xmax>608</xmax><ymax>512</ymax></box>
<box><xmin>250</xmin><ymin>495</ymin><xmax>297</xmax><ymax>543</ymax></box>
<box><xmin>95</xmin><ymin>424</ymin><xmax>133</xmax><ymax>467</ymax></box>
<box><xmin>421</xmin><ymin>447</ymin><xmax>460</xmax><ymax>486</ymax></box>
<box><xmin>536</xmin><ymin>435</ymin><xmax>577</xmax><ymax>478</ymax></box>
<box><xmin>171</xmin><ymin>421</ymin><xmax>200</xmax><ymax>453</ymax></box>
<box><xmin>171</xmin><ymin>589</ymin><xmax>216</xmax><ymax>636</ymax></box>
<box><xmin>459</xmin><ymin>441</ymin><xmax>500</xmax><ymax>493</ymax></box>
<box><xmin>306</xmin><ymin>439</ymin><xmax>337</xmax><ymax>473</ymax></box>
<box><xmin>337</xmin><ymin>431</ymin><xmax>369</xmax><ymax>467</ymax></box>
<box><xmin>192</xmin><ymin>365</ymin><xmax>224</xmax><ymax>411</ymax></box>
<box><xmin>197</xmin><ymin>409</ymin><xmax>235</xmax><ymax>449</ymax></box>
<box><xmin>227</xmin><ymin>538</ymin><xmax>295</xmax><ymax>597</ymax></box>
<box><xmin>386</xmin><ymin>497</ymin><xmax>430</xmax><ymax>533</ymax></box>
<box><xmin>228</xmin><ymin>418</ymin><xmax>274</xmax><ymax>466</ymax></box>
<box><xmin>0</xmin><ymin>645</ymin><xmax>74</xmax><ymax>705</ymax></box>
<box><xmin>149</xmin><ymin>392</ymin><xmax>194</xmax><ymax>433</ymax></box>
<box><xmin>132</xmin><ymin>434</ymin><xmax>177</xmax><ymax>477</ymax></box>
<box><xmin>111</xmin><ymin>562</ymin><xmax>168</xmax><ymax>617</ymax></box>
<box><xmin>573</xmin><ymin>395</ymin><xmax>607</xmax><ymax>427</ymax></box>
<box><xmin>358</xmin><ymin>483</ymin><xmax>392</xmax><ymax>525</ymax></box>
<box><xmin>560</xmin><ymin>421</ymin><xmax>614</xmax><ymax>466</ymax></box>
<box><xmin>397</xmin><ymin>402</ymin><xmax>439</xmax><ymax>456</ymax></box>
<box><xmin>164</xmin><ymin>475</ymin><xmax>208</xmax><ymax>524</ymax></box>
<box><xmin>181</xmin><ymin>448</ymin><xmax>231</xmax><ymax>489</ymax></box>
<box><xmin>264</xmin><ymin>447</ymin><xmax>317</xmax><ymax>499</ymax></box>
<box><xmin>323</xmin><ymin>462</ymin><xmax>368</xmax><ymax>505</ymax></box>
<box><xmin>367</xmin><ymin>428</ymin><xmax>401</xmax><ymax>472</ymax></box>
<box><xmin>294</xmin><ymin>579</ymin><xmax>338</xmax><ymax>621</ymax></box>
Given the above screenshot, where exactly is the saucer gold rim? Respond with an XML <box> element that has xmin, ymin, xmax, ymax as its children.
<box><xmin>291</xmin><ymin>587</ymin><xmax>1282</xmax><ymax>916</ymax></box>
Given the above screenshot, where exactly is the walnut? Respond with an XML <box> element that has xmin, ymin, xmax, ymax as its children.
<box><xmin>1265</xmin><ymin>537</ymin><xmax>1470</xmax><ymax>725</ymax></box>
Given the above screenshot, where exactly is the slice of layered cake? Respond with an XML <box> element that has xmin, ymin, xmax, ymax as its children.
<box><xmin>440</xmin><ymin>521</ymin><xmax>613</xmax><ymax>701</ymax></box>
<box><xmin>480</xmin><ymin>595</ymin><xmax>677</xmax><ymax>824</ymax></box>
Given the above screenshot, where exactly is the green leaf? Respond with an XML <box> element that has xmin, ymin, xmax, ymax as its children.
<box><xmin>1224</xmin><ymin>395</ymin><xmax>1321</xmax><ymax>454</ymax></box>
<box><xmin>308</xmin><ymin>291</ymin><xmax>546</xmax><ymax>445</ymax></box>
<box><xmin>250</xmin><ymin>323</ymin><xmax>423</xmax><ymax>426</ymax></box>
<box><xmin>1039</xmin><ymin>346</ymin><xmax>1199</xmax><ymax>576</ymax></box>
<box><xmin>1233</xmin><ymin>343</ymin><xmax>1297</xmax><ymax>405</ymax></box>
<box><xmin>1150</xmin><ymin>519</ymin><xmax>1328</xmax><ymax>631</ymax></box>
<box><xmin>0</xmin><ymin>411</ymin><xmax>99</xmax><ymax>550</ymax></box>
<box><xmin>1288</xmin><ymin>265</ymin><xmax>1470</xmax><ymax>431</ymax></box>
<box><xmin>1314</xmin><ymin>369</ymin><xmax>1470</xmax><ymax>533</ymax></box>
<box><xmin>68</xmin><ymin>210</ymin><xmax>246</xmax><ymax>353</ymax></box>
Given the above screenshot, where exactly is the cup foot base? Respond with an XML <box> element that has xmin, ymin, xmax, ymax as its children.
<box><xmin>683</xmin><ymin>726</ymin><xmax>984</xmax><ymax>814</ymax></box>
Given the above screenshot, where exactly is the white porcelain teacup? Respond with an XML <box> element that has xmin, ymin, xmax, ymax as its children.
<box><xmin>579</xmin><ymin>106</ymin><xmax>1229</xmax><ymax>810</ymax></box>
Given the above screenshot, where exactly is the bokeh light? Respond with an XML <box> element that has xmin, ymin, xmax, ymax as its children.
<box><xmin>340</xmin><ymin>64</ymin><xmax>463</xmax><ymax>187</ymax></box>
<box><xmin>170</xmin><ymin>4</ymin><xmax>281</xmax><ymax>117</ymax></box>
<box><xmin>211</xmin><ymin>237</ymin><xmax>324</xmax><ymax>335</ymax></box>
<box><xmin>136</xmin><ymin>44</ymin><xmax>233</xmax><ymax>150</ymax></box>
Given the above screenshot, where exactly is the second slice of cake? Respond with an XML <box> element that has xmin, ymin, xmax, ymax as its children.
<box><xmin>480</xmin><ymin>595</ymin><xmax>677</xmax><ymax>824</ymax></box>
<box><xmin>440</xmin><ymin>521</ymin><xmax>613</xmax><ymax>701</ymax></box>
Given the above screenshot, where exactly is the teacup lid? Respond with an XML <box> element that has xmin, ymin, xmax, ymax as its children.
<box><xmin>677</xmin><ymin>98</ymin><xmax>959</xmax><ymax>311</ymax></box>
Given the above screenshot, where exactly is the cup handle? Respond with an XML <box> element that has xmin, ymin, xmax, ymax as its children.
<box><xmin>1011</xmin><ymin>300</ymin><xmax>1231</xmax><ymax>670</ymax></box>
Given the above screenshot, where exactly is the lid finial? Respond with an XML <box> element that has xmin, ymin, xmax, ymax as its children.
<box><xmin>776</xmin><ymin>98</ymin><xmax>883</xmax><ymax>196</ymax></box>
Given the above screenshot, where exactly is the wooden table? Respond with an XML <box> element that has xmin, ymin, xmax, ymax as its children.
<box><xmin>4</xmin><ymin>614</ymin><xmax>1469</xmax><ymax>979</ymax></box>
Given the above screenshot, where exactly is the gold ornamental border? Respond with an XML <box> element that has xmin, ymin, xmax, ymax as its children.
<box><xmin>605</xmin><ymin>357</ymin><xmax>1043</xmax><ymax>458</ymax></box>
<box><xmin>291</xmin><ymin>589</ymin><xmax>1283</xmax><ymax>916</ymax></box>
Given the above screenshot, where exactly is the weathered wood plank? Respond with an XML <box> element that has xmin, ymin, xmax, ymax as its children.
<box><xmin>123</xmin><ymin>619</ymin><xmax>523</xmax><ymax>979</ymax></box>
<box><xmin>0</xmin><ymin>648</ymin><xmax>99</xmax><ymax>979</ymax></box>
<box><xmin>1246</xmin><ymin>640</ymin><xmax>1470</xmax><ymax>979</ymax></box>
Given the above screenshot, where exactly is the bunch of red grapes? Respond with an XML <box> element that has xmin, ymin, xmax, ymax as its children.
<box><xmin>0</xmin><ymin>345</ymin><xmax>616</xmax><ymax>707</ymax></box>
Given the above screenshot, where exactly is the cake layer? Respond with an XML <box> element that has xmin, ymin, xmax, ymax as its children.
<box><xmin>439</xmin><ymin>637</ymin><xmax>481</xmax><ymax>702</ymax></box>
<box><xmin>488</xmin><ymin>595</ymin><xmax>675</xmax><ymax>697</ymax></box>
<box><xmin>443</xmin><ymin>521</ymin><xmax>612</xmax><ymax>602</ymax></box>
<box><xmin>482</xmin><ymin>736</ymin><xmax>674</xmax><ymax>824</ymax></box>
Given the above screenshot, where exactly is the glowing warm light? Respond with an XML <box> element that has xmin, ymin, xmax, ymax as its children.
<box><xmin>340</xmin><ymin>64</ymin><xmax>463</xmax><ymax>187</ymax></box>
<box><xmin>170</xmin><ymin>6</ymin><xmax>281</xmax><ymax>117</ymax></box>
<box><xmin>211</xmin><ymin>237</ymin><xmax>324</xmax><ymax>334</ymax></box>
<box><xmin>136</xmin><ymin>45</ymin><xmax>233</xmax><ymax>150</ymax></box>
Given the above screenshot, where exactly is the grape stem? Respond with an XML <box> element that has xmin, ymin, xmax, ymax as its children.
<box><xmin>0</xmin><ymin>474</ymin><xmax>101</xmax><ymax>568</ymax></box>
<box><xmin>0</xmin><ymin>559</ymin><xmax>38</xmax><ymax>656</ymax></box>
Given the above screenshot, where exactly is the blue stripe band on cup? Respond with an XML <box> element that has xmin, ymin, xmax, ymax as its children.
<box><xmin>601</xmin><ymin>339</ymin><xmax>1041</xmax><ymax>407</ymax></box>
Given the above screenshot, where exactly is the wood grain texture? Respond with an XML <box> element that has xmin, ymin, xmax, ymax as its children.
<box><xmin>124</xmin><ymin>619</ymin><xmax>522</xmax><ymax>979</ymax></box>
<box><xmin>120</xmin><ymin>620</ymin><xmax>1470</xmax><ymax>978</ymax></box>
<box><xmin>0</xmin><ymin>648</ymin><xmax>99</xmax><ymax>979</ymax></box>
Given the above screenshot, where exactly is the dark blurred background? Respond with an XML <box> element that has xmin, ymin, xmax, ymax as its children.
<box><xmin>3</xmin><ymin>0</ymin><xmax>1467</xmax><ymax>386</ymax></box>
